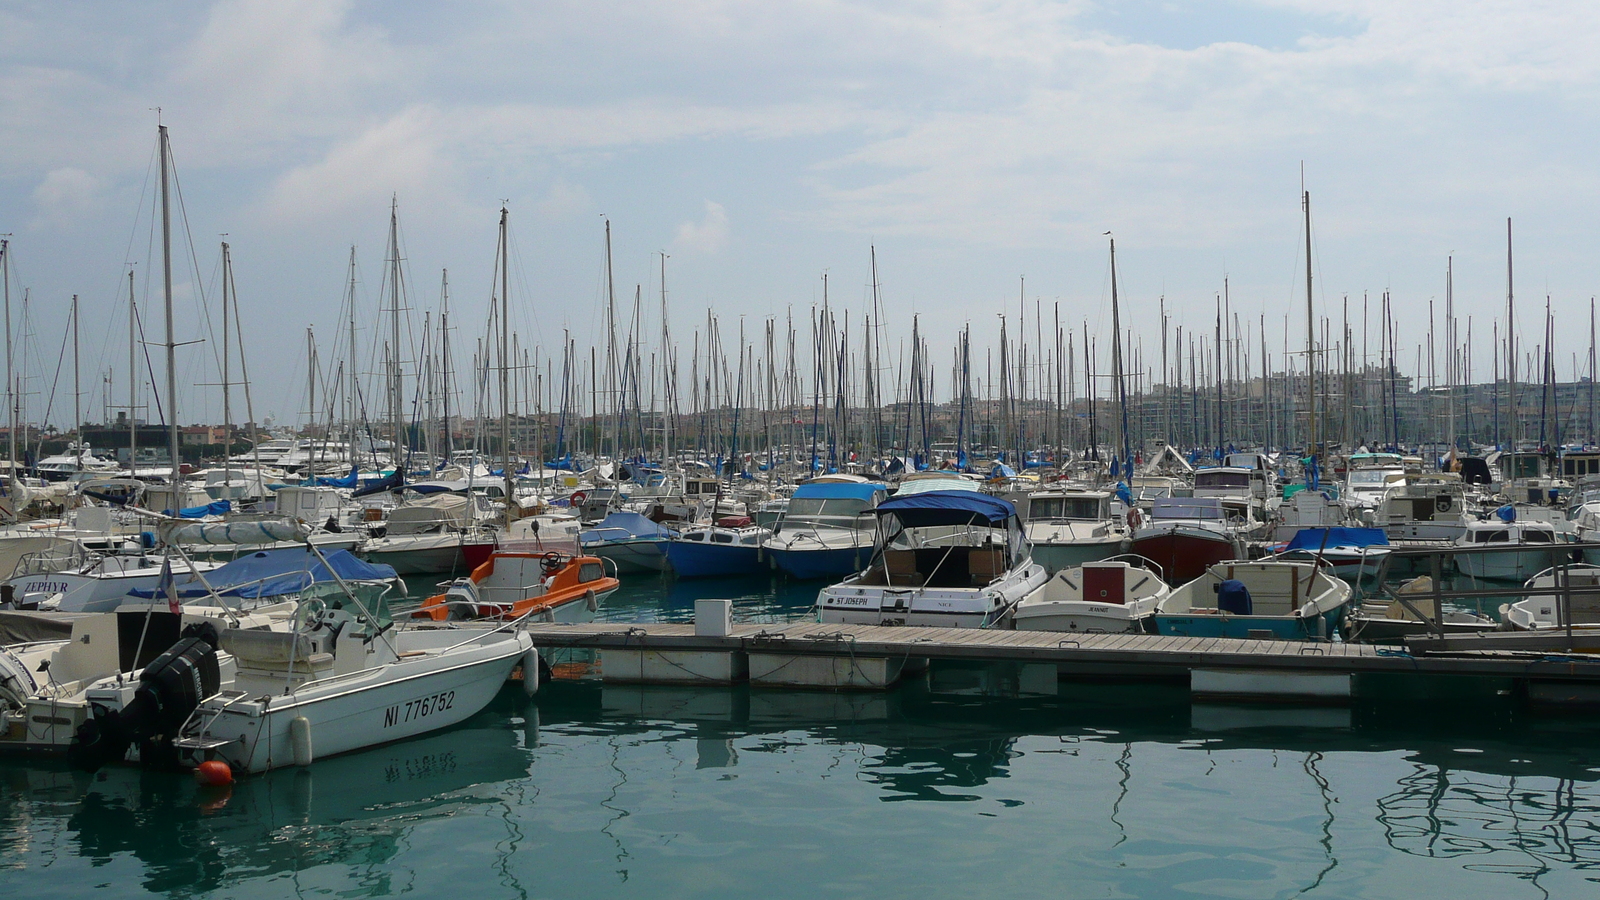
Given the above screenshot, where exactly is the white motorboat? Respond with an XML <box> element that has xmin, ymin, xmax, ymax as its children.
<box><xmin>169</xmin><ymin>592</ymin><xmax>534</xmax><ymax>774</ymax></box>
<box><xmin>764</xmin><ymin>481</ymin><xmax>888</xmax><ymax>580</ymax></box>
<box><xmin>1377</xmin><ymin>474</ymin><xmax>1470</xmax><ymax>542</ymax></box>
<box><xmin>2</xmin><ymin>543</ymin><xmax>217</xmax><ymax>612</ymax></box>
<box><xmin>1019</xmin><ymin>488</ymin><xmax>1128</xmax><ymax>575</ymax></box>
<box><xmin>1454</xmin><ymin>516</ymin><xmax>1573</xmax><ymax>581</ymax></box>
<box><xmin>817</xmin><ymin>490</ymin><xmax>1047</xmax><ymax>628</ymax></box>
<box><xmin>1011</xmin><ymin>557</ymin><xmax>1170</xmax><ymax>633</ymax></box>
<box><xmin>1149</xmin><ymin>560</ymin><xmax>1352</xmax><ymax>641</ymax></box>
<box><xmin>1343</xmin><ymin>452</ymin><xmax>1408</xmax><ymax>511</ymax></box>
<box><xmin>1500</xmin><ymin>564</ymin><xmax>1600</xmax><ymax>631</ymax></box>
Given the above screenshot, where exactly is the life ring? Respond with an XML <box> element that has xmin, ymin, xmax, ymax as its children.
<box><xmin>1436</xmin><ymin>494</ymin><xmax>1453</xmax><ymax>512</ymax></box>
<box><xmin>568</xmin><ymin>490</ymin><xmax>588</xmax><ymax>506</ymax></box>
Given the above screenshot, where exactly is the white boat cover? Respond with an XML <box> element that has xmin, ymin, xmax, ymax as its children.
<box><xmin>161</xmin><ymin>517</ymin><xmax>311</xmax><ymax>546</ymax></box>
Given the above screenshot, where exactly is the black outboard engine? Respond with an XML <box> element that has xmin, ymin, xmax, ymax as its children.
<box><xmin>67</xmin><ymin>622</ymin><xmax>223</xmax><ymax>772</ymax></box>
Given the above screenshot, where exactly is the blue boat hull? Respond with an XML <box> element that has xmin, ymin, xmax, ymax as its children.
<box><xmin>766</xmin><ymin>545</ymin><xmax>872</xmax><ymax>580</ymax></box>
<box><xmin>666</xmin><ymin>541</ymin><xmax>766</xmax><ymax>579</ymax></box>
<box><xmin>1150</xmin><ymin>607</ymin><xmax>1342</xmax><ymax>641</ymax></box>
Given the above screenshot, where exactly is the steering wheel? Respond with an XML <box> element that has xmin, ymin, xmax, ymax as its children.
<box><xmin>540</xmin><ymin>551</ymin><xmax>564</xmax><ymax>576</ymax></box>
<box><xmin>293</xmin><ymin>597</ymin><xmax>329</xmax><ymax>633</ymax></box>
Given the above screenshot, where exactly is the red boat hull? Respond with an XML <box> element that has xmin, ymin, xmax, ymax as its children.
<box><xmin>1130</xmin><ymin>530</ymin><xmax>1240</xmax><ymax>585</ymax></box>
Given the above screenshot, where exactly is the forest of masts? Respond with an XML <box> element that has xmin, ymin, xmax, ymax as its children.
<box><xmin>294</xmin><ymin>218</ymin><xmax>1600</xmax><ymax>470</ymax></box>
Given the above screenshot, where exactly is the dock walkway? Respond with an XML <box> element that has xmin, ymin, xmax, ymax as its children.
<box><xmin>521</xmin><ymin>621</ymin><xmax>1600</xmax><ymax>681</ymax></box>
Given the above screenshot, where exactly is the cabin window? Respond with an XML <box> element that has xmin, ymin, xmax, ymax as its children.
<box><xmin>685</xmin><ymin>533</ymin><xmax>704</xmax><ymax>541</ymax></box>
<box><xmin>712</xmin><ymin>532</ymin><xmax>733</xmax><ymax>544</ymax></box>
<box><xmin>1524</xmin><ymin>530</ymin><xmax>1554</xmax><ymax>544</ymax></box>
<box><xmin>740</xmin><ymin>535</ymin><xmax>759</xmax><ymax>545</ymax></box>
<box><xmin>1030</xmin><ymin>497</ymin><xmax>1103</xmax><ymax>520</ymax></box>
<box><xmin>579</xmin><ymin>562</ymin><xmax>604</xmax><ymax>582</ymax></box>
<box><xmin>1350</xmin><ymin>471</ymin><xmax>1390</xmax><ymax>486</ymax></box>
<box><xmin>1198</xmin><ymin>472</ymin><xmax>1251</xmax><ymax>488</ymax></box>
<box><xmin>1484</xmin><ymin>530</ymin><xmax>1510</xmax><ymax>543</ymax></box>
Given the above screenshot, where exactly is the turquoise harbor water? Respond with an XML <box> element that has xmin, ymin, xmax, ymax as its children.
<box><xmin>4</xmin><ymin>577</ymin><xmax>1600</xmax><ymax>899</ymax></box>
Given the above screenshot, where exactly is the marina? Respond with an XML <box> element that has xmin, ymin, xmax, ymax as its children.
<box><xmin>9</xmin><ymin>4</ymin><xmax>1600</xmax><ymax>897</ymax></box>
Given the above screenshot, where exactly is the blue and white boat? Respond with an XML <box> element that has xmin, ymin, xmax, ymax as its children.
<box><xmin>1149</xmin><ymin>560</ymin><xmax>1352</xmax><ymax>641</ymax></box>
<box><xmin>579</xmin><ymin>511</ymin><xmax>672</xmax><ymax>574</ymax></box>
<box><xmin>665</xmin><ymin>521</ymin><xmax>772</xmax><ymax>579</ymax></box>
<box><xmin>1272</xmin><ymin>526</ymin><xmax>1390</xmax><ymax>583</ymax></box>
<box><xmin>763</xmin><ymin>482</ymin><xmax>888</xmax><ymax>580</ymax></box>
<box><xmin>817</xmin><ymin>490</ymin><xmax>1047</xmax><ymax>628</ymax></box>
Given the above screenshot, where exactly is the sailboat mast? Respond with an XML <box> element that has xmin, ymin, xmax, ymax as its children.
<box><xmin>159</xmin><ymin>125</ymin><xmax>180</xmax><ymax>497</ymax></box>
<box><xmin>498</xmin><ymin>207</ymin><xmax>513</xmax><ymax>527</ymax></box>
<box><xmin>1</xmin><ymin>238</ymin><xmax>11</xmax><ymax>473</ymax></box>
<box><xmin>1507</xmin><ymin>218</ymin><xmax>1517</xmax><ymax>450</ymax></box>
<box><xmin>387</xmin><ymin>199</ymin><xmax>403</xmax><ymax>468</ymax></box>
<box><xmin>71</xmin><ymin>296</ymin><xmax>81</xmax><ymax>469</ymax></box>
<box><xmin>128</xmin><ymin>270</ymin><xmax>137</xmax><ymax>471</ymax></box>
<box><xmin>221</xmin><ymin>242</ymin><xmax>233</xmax><ymax>482</ymax></box>
<box><xmin>1109</xmin><ymin>237</ymin><xmax>1129</xmax><ymax>474</ymax></box>
<box><xmin>1304</xmin><ymin>189</ymin><xmax>1316</xmax><ymax>462</ymax></box>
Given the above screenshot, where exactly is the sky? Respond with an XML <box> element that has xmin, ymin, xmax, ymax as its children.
<box><xmin>3</xmin><ymin>0</ymin><xmax>1599</xmax><ymax>429</ymax></box>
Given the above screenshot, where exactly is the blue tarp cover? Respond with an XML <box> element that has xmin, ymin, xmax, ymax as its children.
<box><xmin>164</xmin><ymin>500</ymin><xmax>231</xmax><ymax>518</ymax></box>
<box><xmin>580</xmin><ymin>511</ymin><xmax>672</xmax><ymax>545</ymax></box>
<box><xmin>1283</xmin><ymin>527</ymin><xmax>1389</xmax><ymax>551</ymax></box>
<box><xmin>875</xmin><ymin>489</ymin><xmax>1017</xmax><ymax>528</ymax></box>
<box><xmin>792</xmin><ymin>482</ymin><xmax>887</xmax><ymax>502</ymax></box>
<box><xmin>129</xmin><ymin>548</ymin><xmax>398</xmax><ymax>600</ymax></box>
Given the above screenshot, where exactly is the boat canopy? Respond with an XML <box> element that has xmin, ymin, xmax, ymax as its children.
<box><xmin>160</xmin><ymin>517</ymin><xmax>309</xmax><ymax>546</ymax></box>
<box><xmin>874</xmin><ymin>490</ymin><xmax>1017</xmax><ymax>529</ymax></box>
<box><xmin>1283</xmin><ymin>527</ymin><xmax>1389</xmax><ymax>552</ymax></box>
<box><xmin>792</xmin><ymin>482</ymin><xmax>887</xmax><ymax>502</ymax></box>
<box><xmin>580</xmin><ymin>511</ymin><xmax>672</xmax><ymax>545</ymax></box>
<box><xmin>129</xmin><ymin>548</ymin><xmax>398</xmax><ymax>600</ymax></box>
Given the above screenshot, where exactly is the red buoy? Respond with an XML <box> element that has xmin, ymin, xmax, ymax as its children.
<box><xmin>195</xmin><ymin>760</ymin><xmax>234</xmax><ymax>786</ymax></box>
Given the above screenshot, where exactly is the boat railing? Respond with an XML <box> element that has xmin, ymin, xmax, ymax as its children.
<box><xmin>11</xmin><ymin>543</ymin><xmax>91</xmax><ymax>578</ymax></box>
<box><xmin>1371</xmin><ymin>542</ymin><xmax>1600</xmax><ymax>652</ymax></box>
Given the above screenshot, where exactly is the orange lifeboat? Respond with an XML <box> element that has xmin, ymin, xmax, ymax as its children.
<box><xmin>412</xmin><ymin>551</ymin><xmax>620</xmax><ymax>622</ymax></box>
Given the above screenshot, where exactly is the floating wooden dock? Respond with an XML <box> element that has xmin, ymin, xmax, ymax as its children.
<box><xmin>520</xmin><ymin>621</ymin><xmax>1600</xmax><ymax>704</ymax></box>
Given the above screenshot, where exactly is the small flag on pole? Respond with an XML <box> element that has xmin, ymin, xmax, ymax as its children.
<box><xmin>158</xmin><ymin>556</ymin><xmax>180</xmax><ymax>615</ymax></box>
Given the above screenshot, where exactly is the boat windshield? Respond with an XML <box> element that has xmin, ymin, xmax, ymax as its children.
<box><xmin>1197</xmin><ymin>472</ymin><xmax>1250</xmax><ymax>488</ymax></box>
<box><xmin>785</xmin><ymin>497</ymin><xmax>871</xmax><ymax>520</ymax></box>
<box><xmin>1350</xmin><ymin>470</ymin><xmax>1394</xmax><ymax>486</ymax></box>
<box><xmin>1030</xmin><ymin>497</ymin><xmax>1103</xmax><ymax>520</ymax></box>
<box><xmin>1152</xmin><ymin>500</ymin><xmax>1225</xmax><ymax>521</ymax></box>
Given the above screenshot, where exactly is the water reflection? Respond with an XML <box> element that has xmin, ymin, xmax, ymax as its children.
<box><xmin>1</xmin><ymin>692</ymin><xmax>533</xmax><ymax>897</ymax></box>
<box><xmin>7</xmin><ymin>675</ymin><xmax>1600</xmax><ymax>898</ymax></box>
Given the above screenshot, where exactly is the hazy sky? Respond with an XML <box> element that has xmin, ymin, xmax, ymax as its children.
<box><xmin>3</xmin><ymin>1</ymin><xmax>1597</xmax><ymax>429</ymax></box>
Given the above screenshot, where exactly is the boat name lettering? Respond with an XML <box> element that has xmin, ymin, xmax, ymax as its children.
<box><xmin>23</xmin><ymin>582</ymin><xmax>69</xmax><ymax>595</ymax></box>
<box><xmin>830</xmin><ymin>596</ymin><xmax>872</xmax><ymax>607</ymax></box>
<box><xmin>383</xmin><ymin>690</ymin><xmax>455</xmax><ymax>728</ymax></box>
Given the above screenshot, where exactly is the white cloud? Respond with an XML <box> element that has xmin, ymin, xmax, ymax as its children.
<box><xmin>673</xmin><ymin>201</ymin><xmax>730</xmax><ymax>255</ymax></box>
<box><xmin>30</xmin><ymin>167</ymin><xmax>99</xmax><ymax>228</ymax></box>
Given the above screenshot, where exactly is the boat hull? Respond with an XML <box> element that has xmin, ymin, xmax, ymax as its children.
<box><xmin>1150</xmin><ymin>609</ymin><xmax>1339</xmax><ymax>640</ymax></box>
<box><xmin>178</xmin><ymin>632</ymin><xmax>530</xmax><ymax>774</ymax></box>
<box><xmin>1129</xmin><ymin>529</ymin><xmax>1240</xmax><ymax>585</ymax></box>
<box><xmin>1012</xmin><ymin>602</ymin><xmax>1141</xmax><ymax>634</ymax></box>
<box><xmin>766</xmin><ymin>544</ymin><xmax>873</xmax><ymax>580</ymax></box>
<box><xmin>666</xmin><ymin>541</ymin><xmax>765</xmax><ymax>579</ymax></box>
<box><xmin>1456</xmin><ymin>547</ymin><xmax>1573</xmax><ymax>582</ymax></box>
<box><xmin>1029</xmin><ymin>538</ymin><xmax>1127</xmax><ymax>576</ymax></box>
<box><xmin>361</xmin><ymin>535</ymin><xmax>469</xmax><ymax>575</ymax></box>
<box><xmin>588</xmin><ymin>538</ymin><xmax>670</xmax><ymax>574</ymax></box>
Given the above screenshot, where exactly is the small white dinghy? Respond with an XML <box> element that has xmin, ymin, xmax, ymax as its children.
<box><xmin>1501</xmin><ymin>564</ymin><xmax>1600</xmax><ymax>631</ymax></box>
<box><xmin>170</xmin><ymin>575</ymin><xmax>533</xmax><ymax>774</ymax></box>
<box><xmin>1011</xmin><ymin>557</ymin><xmax>1171</xmax><ymax>633</ymax></box>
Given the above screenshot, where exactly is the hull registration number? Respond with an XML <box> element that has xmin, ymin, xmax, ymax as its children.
<box><xmin>383</xmin><ymin>690</ymin><xmax>455</xmax><ymax>728</ymax></box>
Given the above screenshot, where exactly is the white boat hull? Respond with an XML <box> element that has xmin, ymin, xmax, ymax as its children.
<box><xmin>178</xmin><ymin>630</ymin><xmax>529</xmax><ymax>774</ymax></box>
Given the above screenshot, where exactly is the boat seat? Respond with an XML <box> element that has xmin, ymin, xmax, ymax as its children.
<box><xmin>969</xmin><ymin>547</ymin><xmax>1004</xmax><ymax>585</ymax></box>
<box><xmin>220</xmin><ymin>629</ymin><xmax>336</xmax><ymax>673</ymax></box>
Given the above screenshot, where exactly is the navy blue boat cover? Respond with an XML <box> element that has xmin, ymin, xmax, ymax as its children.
<box><xmin>129</xmin><ymin>547</ymin><xmax>398</xmax><ymax>600</ymax></box>
<box><xmin>875</xmin><ymin>490</ymin><xmax>1017</xmax><ymax>528</ymax></box>
<box><xmin>1283</xmin><ymin>527</ymin><xmax>1389</xmax><ymax>551</ymax></box>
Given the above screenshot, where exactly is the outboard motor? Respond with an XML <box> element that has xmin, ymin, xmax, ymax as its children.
<box><xmin>1215</xmin><ymin>579</ymin><xmax>1253</xmax><ymax>616</ymax></box>
<box><xmin>67</xmin><ymin>622</ymin><xmax>223</xmax><ymax>772</ymax></box>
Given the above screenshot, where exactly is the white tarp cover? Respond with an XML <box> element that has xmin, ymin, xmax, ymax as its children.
<box><xmin>161</xmin><ymin>517</ymin><xmax>311</xmax><ymax>546</ymax></box>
